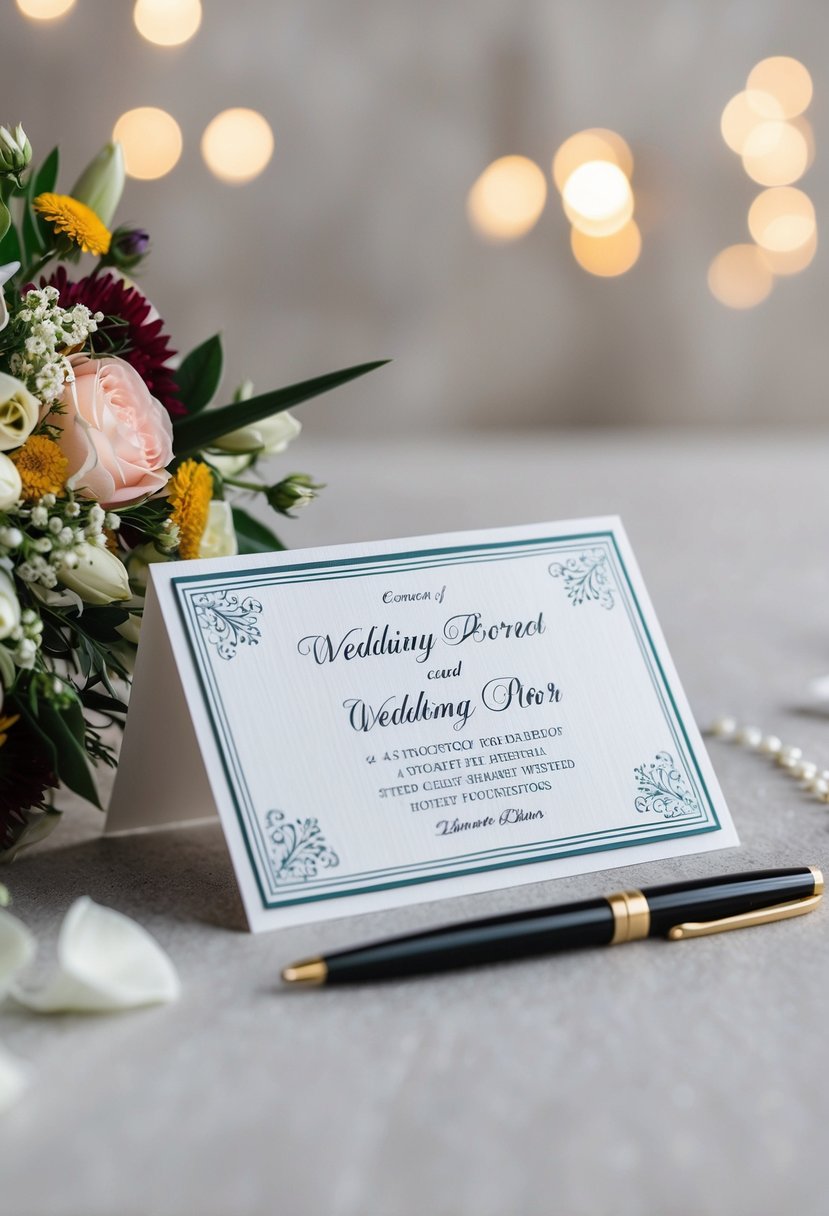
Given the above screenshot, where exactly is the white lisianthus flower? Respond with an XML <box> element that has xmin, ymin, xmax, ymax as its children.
<box><xmin>199</xmin><ymin>501</ymin><xmax>238</xmax><ymax>559</ymax></box>
<box><xmin>211</xmin><ymin>410</ymin><xmax>301</xmax><ymax>457</ymax></box>
<box><xmin>126</xmin><ymin>541</ymin><xmax>169</xmax><ymax>593</ymax></box>
<box><xmin>0</xmin><ymin>372</ymin><xmax>38</xmax><ymax>451</ymax></box>
<box><xmin>206</xmin><ymin>451</ymin><xmax>255</xmax><ymax>479</ymax></box>
<box><xmin>57</xmin><ymin>543</ymin><xmax>130</xmax><ymax>606</ymax></box>
<box><xmin>0</xmin><ymin>453</ymin><xmax>20</xmax><ymax>510</ymax></box>
<box><xmin>0</xmin><ymin>262</ymin><xmax>20</xmax><ymax>335</ymax></box>
<box><xmin>0</xmin><ymin>569</ymin><xmax>20</xmax><ymax>640</ymax></box>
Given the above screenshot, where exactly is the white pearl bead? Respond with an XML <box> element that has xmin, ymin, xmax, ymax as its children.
<box><xmin>710</xmin><ymin>717</ymin><xmax>737</xmax><ymax>738</ymax></box>
<box><xmin>810</xmin><ymin>778</ymin><xmax>829</xmax><ymax>797</ymax></box>
<box><xmin>796</xmin><ymin>761</ymin><xmax>818</xmax><ymax>781</ymax></box>
<box><xmin>759</xmin><ymin>735</ymin><xmax>783</xmax><ymax>756</ymax></box>
<box><xmin>736</xmin><ymin>726</ymin><xmax>763</xmax><ymax>749</ymax></box>
<box><xmin>778</xmin><ymin>745</ymin><xmax>803</xmax><ymax>768</ymax></box>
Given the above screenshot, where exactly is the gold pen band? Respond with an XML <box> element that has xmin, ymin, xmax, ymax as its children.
<box><xmin>607</xmin><ymin>889</ymin><xmax>651</xmax><ymax>944</ymax></box>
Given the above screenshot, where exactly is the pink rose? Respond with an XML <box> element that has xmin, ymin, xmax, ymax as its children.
<box><xmin>52</xmin><ymin>356</ymin><xmax>174</xmax><ymax>506</ymax></box>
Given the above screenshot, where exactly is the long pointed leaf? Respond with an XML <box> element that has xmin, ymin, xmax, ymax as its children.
<box><xmin>232</xmin><ymin>506</ymin><xmax>285</xmax><ymax>554</ymax></box>
<box><xmin>173</xmin><ymin>359</ymin><xmax>389</xmax><ymax>455</ymax></box>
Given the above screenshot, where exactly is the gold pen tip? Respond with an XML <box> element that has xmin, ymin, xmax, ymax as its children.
<box><xmin>809</xmin><ymin>866</ymin><xmax>824</xmax><ymax>896</ymax></box>
<box><xmin>281</xmin><ymin>957</ymin><xmax>328</xmax><ymax>986</ymax></box>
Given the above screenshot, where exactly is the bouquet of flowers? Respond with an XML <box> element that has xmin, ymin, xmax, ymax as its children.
<box><xmin>0</xmin><ymin>123</ymin><xmax>383</xmax><ymax>860</ymax></box>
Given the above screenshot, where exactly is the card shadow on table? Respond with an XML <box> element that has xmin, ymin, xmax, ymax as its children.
<box><xmin>9</xmin><ymin>820</ymin><xmax>248</xmax><ymax>933</ymax></box>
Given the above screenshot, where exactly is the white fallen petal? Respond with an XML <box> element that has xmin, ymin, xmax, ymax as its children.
<box><xmin>0</xmin><ymin>907</ymin><xmax>36</xmax><ymax>999</ymax></box>
<box><xmin>12</xmin><ymin>897</ymin><xmax>180</xmax><ymax>1013</ymax></box>
<box><xmin>0</xmin><ymin>1042</ymin><xmax>29</xmax><ymax>1114</ymax></box>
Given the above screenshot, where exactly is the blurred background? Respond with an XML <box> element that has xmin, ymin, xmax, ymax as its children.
<box><xmin>3</xmin><ymin>0</ymin><xmax>826</xmax><ymax>434</ymax></box>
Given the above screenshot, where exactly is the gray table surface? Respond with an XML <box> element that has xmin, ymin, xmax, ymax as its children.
<box><xmin>3</xmin><ymin>432</ymin><xmax>829</xmax><ymax>1216</ymax></box>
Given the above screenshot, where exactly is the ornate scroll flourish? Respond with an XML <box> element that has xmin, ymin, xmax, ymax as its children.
<box><xmin>193</xmin><ymin>589</ymin><xmax>263</xmax><ymax>660</ymax></box>
<box><xmin>634</xmin><ymin>751</ymin><xmax>699</xmax><ymax>819</ymax></box>
<box><xmin>265</xmin><ymin>809</ymin><xmax>340</xmax><ymax>884</ymax></box>
<box><xmin>548</xmin><ymin>549</ymin><xmax>614</xmax><ymax>609</ymax></box>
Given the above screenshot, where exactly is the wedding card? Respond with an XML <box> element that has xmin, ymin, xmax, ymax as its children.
<box><xmin>107</xmin><ymin>517</ymin><xmax>738</xmax><ymax>932</ymax></box>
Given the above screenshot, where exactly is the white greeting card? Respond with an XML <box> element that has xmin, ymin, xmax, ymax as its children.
<box><xmin>106</xmin><ymin>517</ymin><xmax>738</xmax><ymax>932</ymax></box>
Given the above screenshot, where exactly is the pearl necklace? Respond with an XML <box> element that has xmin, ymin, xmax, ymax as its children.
<box><xmin>707</xmin><ymin>717</ymin><xmax>829</xmax><ymax>802</ymax></box>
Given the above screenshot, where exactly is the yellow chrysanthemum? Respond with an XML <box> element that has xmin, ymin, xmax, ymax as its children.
<box><xmin>33</xmin><ymin>192</ymin><xmax>111</xmax><ymax>256</ymax></box>
<box><xmin>168</xmin><ymin>459</ymin><xmax>213</xmax><ymax>560</ymax></box>
<box><xmin>0</xmin><ymin>715</ymin><xmax>19</xmax><ymax>749</ymax></box>
<box><xmin>11</xmin><ymin>434</ymin><xmax>69</xmax><ymax>501</ymax></box>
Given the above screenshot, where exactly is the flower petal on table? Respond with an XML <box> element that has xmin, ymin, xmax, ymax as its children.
<box><xmin>0</xmin><ymin>907</ymin><xmax>36</xmax><ymax>998</ymax></box>
<box><xmin>0</xmin><ymin>1042</ymin><xmax>29</xmax><ymax>1114</ymax></box>
<box><xmin>12</xmin><ymin>897</ymin><xmax>180</xmax><ymax>1013</ymax></box>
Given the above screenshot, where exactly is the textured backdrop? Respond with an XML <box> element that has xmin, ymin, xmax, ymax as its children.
<box><xmin>3</xmin><ymin>0</ymin><xmax>827</xmax><ymax>432</ymax></box>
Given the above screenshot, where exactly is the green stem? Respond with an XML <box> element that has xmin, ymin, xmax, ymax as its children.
<box><xmin>18</xmin><ymin>247</ymin><xmax>57</xmax><ymax>285</ymax></box>
<box><xmin>223</xmin><ymin>476</ymin><xmax>266</xmax><ymax>493</ymax></box>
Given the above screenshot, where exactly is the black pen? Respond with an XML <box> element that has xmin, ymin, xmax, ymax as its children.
<box><xmin>281</xmin><ymin>866</ymin><xmax>823</xmax><ymax>985</ymax></box>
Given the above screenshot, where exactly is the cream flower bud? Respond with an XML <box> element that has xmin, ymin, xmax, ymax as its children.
<box><xmin>0</xmin><ymin>124</ymin><xmax>32</xmax><ymax>175</ymax></box>
<box><xmin>57</xmin><ymin>543</ymin><xmax>130</xmax><ymax>606</ymax></box>
<box><xmin>70</xmin><ymin>141</ymin><xmax>125</xmax><ymax>228</ymax></box>
<box><xmin>0</xmin><ymin>373</ymin><xmax>38</xmax><ymax>451</ymax></box>
<box><xmin>212</xmin><ymin>411</ymin><xmax>301</xmax><ymax>457</ymax></box>
<box><xmin>199</xmin><ymin>501</ymin><xmax>238</xmax><ymax>560</ymax></box>
<box><xmin>0</xmin><ymin>453</ymin><xmax>21</xmax><ymax>510</ymax></box>
<box><xmin>0</xmin><ymin>569</ymin><xmax>20</xmax><ymax>641</ymax></box>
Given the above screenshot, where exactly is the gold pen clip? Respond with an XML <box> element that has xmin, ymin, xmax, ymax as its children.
<box><xmin>668</xmin><ymin>892</ymin><xmax>822</xmax><ymax>941</ymax></box>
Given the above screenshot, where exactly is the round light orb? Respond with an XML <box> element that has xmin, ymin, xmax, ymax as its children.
<box><xmin>748</xmin><ymin>186</ymin><xmax>815</xmax><ymax>252</ymax></box>
<box><xmin>791</xmin><ymin>115</ymin><xmax>815</xmax><ymax>171</ymax></box>
<box><xmin>747</xmin><ymin>56</ymin><xmax>813</xmax><ymax>119</ymax></box>
<box><xmin>133</xmin><ymin>0</ymin><xmax>201</xmax><ymax>47</ymax></box>
<box><xmin>720</xmin><ymin>89</ymin><xmax>784</xmax><ymax>154</ymax></box>
<box><xmin>113</xmin><ymin>107</ymin><xmax>183</xmax><ymax>181</ymax></box>
<box><xmin>562</xmin><ymin>160</ymin><xmax>633</xmax><ymax>237</ymax></box>
<box><xmin>570</xmin><ymin>220</ymin><xmax>641</xmax><ymax>277</ymax></box>
<box><xmin>15</xmin><ymin>0</ymin><xmax>75</xmax><ymax>16</ymax></box>
<box><xmin>467</xmin><ymin>155</ymin><xmax>547</xmax><ymax>241</ymax></box>
<box><xmin>707</xmin><ymin>244</ymin><xmax>774</xmax><ymax>309</ymax></box>
<box><xmin>741</xmin><ymin>120</ymin><xmax>810</xmax><ymax>186</ymax></box>
<box><xmin>758</xmin><ymin>226</ymin><xmax>817</xmax><ymax>276</ymax></box>
<box><xmin>552</xmin><ymin>128</ymin><xmax>633</xmax><ymax>193</ymax></box>
<box><xmin>201</xmin><ymin>108</ymin><xmax>275</xmax><ymax>184</ymax></box>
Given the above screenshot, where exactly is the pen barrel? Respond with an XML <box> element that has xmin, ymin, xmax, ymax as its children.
<box><xmin>324</xmin><ymin>898</ymin><xmax>614</xmax><ymax>983</ymax></box>
<box><xmin>643</xmin><ymin>867</ymin><xmax>819</xmax><ymax>937</ymax></box>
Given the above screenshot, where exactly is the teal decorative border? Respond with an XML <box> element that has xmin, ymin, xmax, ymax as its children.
<box><xmin>172</xmin><ymin>531</ymin><xmax>720</xmax><ymax>909</ymax></box>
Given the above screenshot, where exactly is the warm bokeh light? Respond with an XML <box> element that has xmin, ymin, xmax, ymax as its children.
<box><xmin>720</xmin><ymin>90</ymin><xmax>783</xmax><ymax>154</ymax></box>
<box><xmin>552</xmin><ymin>129</ymin><xmax>633</xmax><ymax>193</ymax></box>
<box><xmin>741</xmin><ymin>120</ymin><xmax>810</xmax><ymax>185</ymax></box>
<box><xmin>562</xmin><ymin>161</ymin><xmax>633</xmax><ymax>237</ymax></box>
<box><xmin>758</xmin><ymin>227</ymin><xmax>817</xmax><ymax>276</ymax></box>
<box><xmin>15</xmin><ymin>0</ymin><xmax>75</xmax><ymax>17</ymax></box>
<box><xmin>747</xmin><ymin>56</ymin><xmax>813</xmax><ymax>119</ymax></box>
<box><xmin>133</xmin><ymin>0</ymin><xmax>202</xmax><ymax>47</ymax></box>
<box><xmin>791</xmin><ymin>116</ymin><xmax>816</xmax><ymax>171</ymax></box>
<box><xmin>708</xmin><ymin>244</ymin><xmax>774</xmax><ymax>309</ymax></box>
<box><xmin>570</xmin><ymin>220</ymin><xmax>641</xmax><ymax>277</ymax></box>
<box><xmin>113</xmin><ymin>108</ymin><xmax>183</xmax><ymax>181</ymax></box>
<box><xmin>467</xmin><ymin>155</ymin><xmax>547</xmax><ymax>241</ymax></box>
<box><xmin>201</xmin><ymin>109</ymin><xmax>275</xmax><ymax>184</ymax></box>
<box><xmin>748</xmin><ymin>186</ymin><xmax>815</xmax><ymax>252</ymax></box>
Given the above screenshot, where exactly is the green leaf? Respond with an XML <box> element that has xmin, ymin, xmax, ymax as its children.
<box><xmin>80</xmin><ymin>689</ymin><xmax>129</xmax><ymax>716</ymax></box>
<box><xmin>0</xmin><ymin>198</ymin><xmax>9</xmax><ymax>244</ymax></box>
<box><xmin>174</xmin><ymin>333</ymin><xmax>224</xmax><ymax>414</ymax></box>
<box><xmin>0</xmin><ymin>219</ymin><xmax>20</xmax><ymax>266</ymax></box>
<box><xmin>20</xmin><ymin>146</ymin><xmax>59</xmax><ymax>265</ymax></box>
<box><xmin>173</xmin><ymin>360</ymin><xmax>389</xmax><ymax>455</ymax></box>
<box><xmin>35</xmin><ymin>698</ymin><xmax>100</xmax><ymax>808</ymax></box>
<box><xmin>232</xmin><ymin>506</ymin><xmax>285</xmax><ymax>554</ymax></box>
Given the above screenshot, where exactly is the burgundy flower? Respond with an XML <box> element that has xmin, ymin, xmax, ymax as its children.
<box><xmin>45</xmin><ymin>266</ymin><xmax>184</xmax><ymax>417</ymax></box>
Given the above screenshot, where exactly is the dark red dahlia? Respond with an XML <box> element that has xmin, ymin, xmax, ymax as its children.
<box><xmin>45</xmin><ymin>266</ymin><xmax>184</xmax><ymax>417</ymax></box>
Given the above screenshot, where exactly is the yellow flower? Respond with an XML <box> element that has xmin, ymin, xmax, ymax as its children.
<box><xmin>11</xmin><ymin>434</ymin><xmax>68</xmax><ymax>501</ymax></box>
<box><xmin>168</xmin><ymin>459</ymin><xmax>213</xmax><ymax>560</ymax></box>
<box><xmin>33</xmin><ymin>192</ymin><xmax>111</xmax><ymax>256</ymax></box>
<box><xmin>0</xmin><ymin>714</ymin><xmax>19</xmax><ymax>748</ymax></box>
